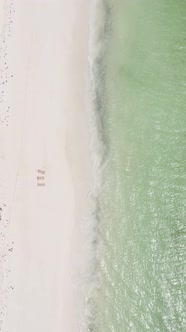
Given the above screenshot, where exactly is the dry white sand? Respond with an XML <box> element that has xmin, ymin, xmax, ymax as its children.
<box><xmin>0</xmin><ymin>0</ymin><xmax>92</xmax><ymax>331</ymax></box>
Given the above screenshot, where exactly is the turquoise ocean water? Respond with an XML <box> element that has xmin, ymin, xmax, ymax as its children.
<box><xmin>85</xmin><ymin>1</ymin><xmax>186</xmax><ymax>331</ymax></box>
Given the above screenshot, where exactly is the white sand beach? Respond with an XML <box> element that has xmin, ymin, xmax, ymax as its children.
<box><xmin>0</xmin><ymin>0</ymin><xmax>91</xmax><ymax>331</ymax></box>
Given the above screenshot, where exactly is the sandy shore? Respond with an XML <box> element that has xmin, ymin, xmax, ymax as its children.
<box><xmin>0</xmin><ymin>0</ymin><xmax>91</xmax><ymax>331</ymax></box>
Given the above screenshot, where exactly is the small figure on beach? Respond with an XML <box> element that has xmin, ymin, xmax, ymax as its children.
<box><xmin>37</xmin><ymin>169</ymin><xmax>46</xmax><ymax>187</ymax></box>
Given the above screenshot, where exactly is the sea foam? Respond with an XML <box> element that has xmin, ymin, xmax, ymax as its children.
<box><xmin>76</xmin><ymin>1</ymin><xmax>112</xmax><ymax>331</ymax></box>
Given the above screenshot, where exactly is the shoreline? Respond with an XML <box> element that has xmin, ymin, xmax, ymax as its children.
<box><xmin>1</xmin><ymin>1</ymin><xmax>92</xmax><ymax>331</ymax></box>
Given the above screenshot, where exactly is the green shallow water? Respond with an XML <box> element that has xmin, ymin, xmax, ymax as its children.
<box><xmin>93</xmin><ymin>1</ymin><xmax>186</xmax><ymax>331</ymax></box>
